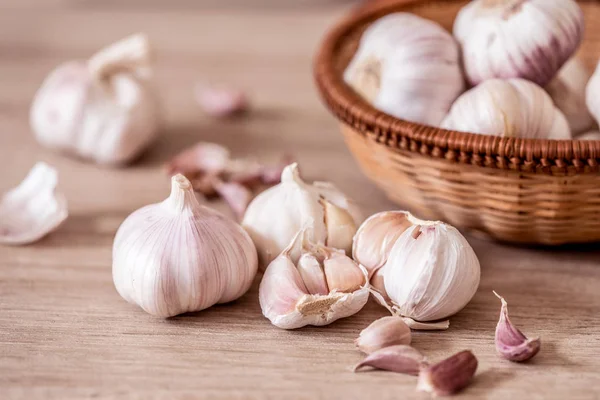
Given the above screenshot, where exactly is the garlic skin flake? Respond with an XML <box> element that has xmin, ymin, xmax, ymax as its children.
<box><xmin>0</xmin><ymin>163</ymin><xmax>68</xmax><ymax>245</ymax></box>
<box><xmin>344</xmin><ymin>13</ymin><xmax>465</xmax><ymax>126</ymax></box>
<box><xmin>441</xmin><ymin>79</ymin><xmax>571</xmax><ymax>139</ymax></box>
<box><xmin>30</xmin><ymin>34</ymin><xmax>161</xmax><ymax>165</ymax></box>
<box><xmin>259</xmin><ymin>232</ymin><xmax>369</xmax><ymax>329</ymax></box>
<box><xmin>242</xmin><ymin>163</ymin><xmax>362</xmax><ymax>268</ymax></box>
<box><xmin>112</xmin><ymin>174</ymin><xmax>258</xmax><ymax>318</ymax></box>
<box><xmin>355</xmin><ymin>316</ymin><xmax>411</xmax><ymax>354</ymax></box>
<box><xmin>454</xmin><ymin>0</ymin><xmax>584</xmax><ymax>87</ymax></box>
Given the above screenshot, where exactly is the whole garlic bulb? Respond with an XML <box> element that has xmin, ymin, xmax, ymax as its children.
<box><xmin>547</xmin><ymin>59</ymin><xmax>595</xmax><ymax>135</ymax></box>
<box><xmin>112</xmin><ymin>174</ymin><xmax>258</xmax><ymax>317</ymax></box>
<box><xmin>259</xmin><ymin>231</ymin><xmax>369</xmax><ymax>329</ymax></box>
<box><xmin>441</xmin><ymin>79</ymin><xmax>571</xmax><ymax>139</ymax></box>
<box><xmin>344</xmin><ymin>13</ymin><xmax>465</xmax><ymax>126</ymax></box>
<box><xmin>586</xmin><ymin>62</ymin><xmax>600</xmax><ymax>127</ymax></box>
<box><xmin>454</xmin><ymin>0</ymin><xmax>584</xmax><ymax>87</ymax></box>
<box><xmin>242</xmin><ymin>163</ymin><xmax>362</xmax><ymax>268</ymax></box>
<box><xmin>30</xmin><ymin>34</ymin><xmax>161</xmax><ymax>165</ymax></box>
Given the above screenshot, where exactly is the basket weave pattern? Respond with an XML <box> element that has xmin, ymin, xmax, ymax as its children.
<box><xmin>315</xmin><ymin>0</ymin><xmax>600</xmax><ymax>244</ymax></box>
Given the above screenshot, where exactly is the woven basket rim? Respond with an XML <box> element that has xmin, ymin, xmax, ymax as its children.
<box><xmin>313</xmin><ymin>0</ymin><xmax>600</xmax><ymax>173</ymax></box>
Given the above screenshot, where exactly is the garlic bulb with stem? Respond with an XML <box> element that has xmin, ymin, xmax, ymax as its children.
<box><xmin>441</xmin><ymin>79</ymin><xmax>572</xmax><ymax>139</ymax></box>
<box><xmin>586</xmin><ymin>61</ymin><xmax>600</xmax><ymax>128</ymax></box>
<box><xmin>112</xmin><ymin>174</ymin><xmax>258</xmax><ymax>317</ymax></box>
<box><xmin>454</xmin><ymin>0</ymin><xmax>584</xmax><ymax>87</ymax></box>
<box><xmin>242</xmin><ymin>163</ymin><xmax>362</xmax><ymax>269</ymax></box>
<box><xmin>259</xmin><ymin>230</ymin><xmax>369</xmax><ymax>329</ymax></box>
<box><xmin>30</xmin><ymin>34</ymin><xmax>161</xmax><ymax>165</ymax></box>
<box><xmin>344</xmin><ymin>13</ymin><xmax>465</xmax><ymax>126</ymax></box>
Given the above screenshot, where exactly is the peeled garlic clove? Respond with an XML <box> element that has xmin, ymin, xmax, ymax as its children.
<box><xmin>195</xmin><ymin>84</ymin><xmax>248</xmax><ymax>118</ymax></box>
<box><xmin>454</xmin><ymin>0</ymin><xmax>584</xmax><ymax>87</ymax></box>
<box><xmin>30</xmin><ymin>34</ymin><xmax>161</xmax><ymax>165</ymax></box>
<box><xmin>493</xmin><ymin>291</ymin><xmax>541</xmax><ymax>362</ymax></box>
<box><xmin>547</xmin><ymin>58</ymin><xmax>595</xmax><ymax>135</ymax></box>
<box><xmin>323</xmin><ymin>250</ymin><xmax>365</xmax><ymax>293</ymax></box>
<box><xmin>297</xmin><ymin>252</ymin><xmax>329</xmax><ymax>296</ymax></box>
<box><xmin>417</xmin><ymin>350</ymin><xmax>478</xmax><ymax>396</ymax></box>
<box><xmin>442</xmin><ymin>79</ymin><xmax>571</xmax><ymax>139</ymax></box>
<box><xmin>352</xmin><ymin>211</ymin><xmax>414</xmax><ymax>275</ymax></box>
<box><xmin>586</xmin><ymin>62</ymin><xmax>600</xmax><ymax>127</ymax></box>
<box><xmin>243</xmin><ymin>163</ymin><xmax>361</xmax><ymax>269</ymax></box>
<box><xmin>0</xmin><ymin>163</ymin><xmax>68</xmax><ymax>245</ymax></box>
<box><xmin>354</xmin><ymin>345</ymin><xmax>425</xmax><ymax>375</ymax></box>
<box><xmin>213</xmin><ymin>180</ymin><xmax>252</xmax><ymax>221</ymax></box>
<box><xmin>112</xmin><ymin>174</ymin><xmax>258</xmax><ymax>317</ymax></box>
<box><xmin>355</xmin><ymin>316</ymin><xmax>411</xmax><ymax>354</ymax></box>
<box><xmin>384</xmin><ymin>222</ymin><xmax>481</xmax><ymax>323</ymax></box>
<box><xmin>166</xmin><ymin>142</ymin><xmax>231</xmax><ymax>177</ymax></box>
<box><xmin>344</xmin><ymin>13</ymin><xmax>465</xmax><ymax>126</ymax></box>
<box><xmin>577</xmin><ymin>131</ymin><xmax>600</xmax><ymax>141</ymax></box>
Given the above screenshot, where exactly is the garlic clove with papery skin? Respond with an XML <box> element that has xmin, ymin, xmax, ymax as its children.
<box><xmin>344</xmin><ymin>13</ymin><xmax>465</xmax><ymax>126</ymax></box>
<box><xmin>355</xmin><ymin>316</ymin><xmax>411</xmax><ymax>354</ymax></box>
<box><xmin>30</xmin><ymin>33</ymin><xmax>161</xmax><ymax>166</ymax></box>
<box><xmin>441</xmin><ymin>79</ymin><xmax>571</xmax><ymax>139</ymax></box>
<box><xmin>259</xmin><ymin>231</ymin><xmax>369</xmax><ymax>329</ymax></box>
<box><xmin>454</xmin><ymin>0</ymin><xmax>584</xmax><ymax>87</ymax></box>
<box><xmin>112</xmin><ymin>174</ymin><xmax>258</xmax><ymax>317</ymax></box>
<box><xmin>0</xmin><ymin>163</ymin><xmax>68</xmax><ymax>245</ymax></box>
<box><xmin>354</xmin><ymin>345</ymin><xmax>426</xmax><ymax>375</ymax></box>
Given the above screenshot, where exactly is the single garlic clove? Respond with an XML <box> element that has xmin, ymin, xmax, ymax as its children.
<box><xmin>213</xmin><ymin>180</ymin><xmax>253</xmax><ymax>221</ymax></box>
<box><xmin>322</xmin><ymin>199</ymin><xmax>356</xmax><ymax>255</ymax></box>
<box><xmin>88</xmin><ymin>33</ymin><xmax>152</xmax><ymax>81</ymax></box>
<box><xmin>323</xmin><ymin>251</ymin><xmax>365</xmax><ymax>293</ymax></box>
<box><xmin>0</xmin><ymin>163</ymin><xmax>68</xmax><ymax>245</ymax></box>
<box><xmin>166</xmin><ymin>142</ymin><xmax>231</xmax><ymax>177</ymax></box>
<box><xmin>494</xmin><ymin>291</ymin><xmax>541</xmax><ymax>362</ymax></box>
<box><xmin>454</xmin><ymin>0</ymin><xmax>584</xmax><ymax>87</ymax></box>
<box><xmin>355</xmin><ymin>316</ymin><xmax>411</xmax><ymax>354</ymax></box>
<box><xmin>354</xmin><ymin>345</ymin><xmax>426</xmax><ymax>375</ymax></box>
<box><xmin>577</xmin><ymin>131</ymin><xmax>600</xmax><ymax>141</ymax></box>
<box><xmin>195</xmin><ymin>84</ymin><xmax>248</xmax><ymax>118</ymax></box>
<box><xmin>417</xmin><ymin>350</ymin><xmax>478</xmax><ymax>396</ymax></box>
<box><xmin>369</xmin><ymin>267</ymin><xmax>391</xmax><ymax>303</ymax></box>
<box><xmin>441</xmin><ymin>78</ymin><xmax>572</xmax><ymax>139</ymax></box>
<box><xmin>352</xmin><ymin>211</ymin><xmax>414</xmax><ymax>275</ymax></box>
<box><xmin>297</xmin><ymin>252</ymin><xmax>329</xmax><ymax>296</ymax></box>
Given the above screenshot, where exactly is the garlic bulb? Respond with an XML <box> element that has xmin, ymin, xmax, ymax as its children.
<box><xmin>441</xmin><ymin>79</ymin><xmax>572</xmax><ymax>139</ymax></box>
<box><xmin>547</xmin><ymin>59</ymin><xmax>595</xmax><ymax>135</ymax></box>
<box><xmin>242</xmin><ymin>163</ymin><xmax>362</xmax><ymax>268</ymax></box>
<box><xmin>454</xmin><ymin>0</ymin><xmax>584</xmax><ymax>87</ymax></box>
<box><xmin>0</xmin><ymin>163</ymin><xmax>68</xmax><ymax>245</ymax></box>
<box><xmin>30</xmin><ymin>34</ymin><xmax>161</xmax><ymax>165</ymax></box>
<box><xmin>259</xmin><ymin>231</ymin><xmax>369</xmax><ymax>329</ymax></box>
<box><xmin>344</xmin><ymin>13</ymin><xmax>465</xmax><ymax>126</ymax></box>
<box><xmin>586</xmin><ymin>62</ymin><xmax>600</xmax><ymax>127</ymax></box>
<box><xmin>112</xmin><ymin>174</ymin><xmax>258</xmax><ymax>317</ymax></box>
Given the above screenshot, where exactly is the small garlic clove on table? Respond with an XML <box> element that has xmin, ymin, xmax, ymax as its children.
<box><xmin>355</xmin><ymin>316</ymin><xmax>411</xmax><ymax>354</ymax></box>
<box><xmin>354</xmin><ymin>345</ymin><xmax>425</xmax><ymax>376</ymax></box>
<box><xmin>417</xmin><ymin>350</ymin><xmax>478</xmax><ymax>397</ymax></box>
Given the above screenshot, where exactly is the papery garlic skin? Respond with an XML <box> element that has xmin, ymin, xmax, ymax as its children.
<box><xmin>30</xmin><ymin>34</ymin><xmax>161</xmax><ymax>165</ymax></box>
<box><xmin>112</xmin><ymin>174</ymin><xmax>258</xmax><ymax>317</ymax></box>
<box><xmin>0</xmin><ymin>163</ymin><xmax>68</xmax><ymax>245</ymax></box>
<box><xmin>344</xmin><ymin>13</ymin><xmax>465</xmax><ymax>126</ymax></box>
<box><xmin>547</xmin><ymin>59</ymin><xmax>595</xmax><ymax>135</ymax></box>
<box><xmin>586</xmin><ymin>62</ymin><xmax>600</xmax><ymax>127</ymax></box>
<box><xmin>441</xmin><ymin>79</ymin><xmax>571</xmax><ymax>139</ymax></box>
<box><xmin>454</xmin><ymin>0</ymin><xmax>584</xmax><ymax>87</ymax></box>
<box><xmin>242</xmin><ymin>163</ymin><xmax>362</xmax><ymax>268</ymax></box>
<box><xmin>383</xmin><ymin>223</ymin><xmax>480</xmax><ymax>322</ymax></box>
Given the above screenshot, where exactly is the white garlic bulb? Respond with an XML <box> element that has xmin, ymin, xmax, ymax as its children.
<box><xmin>344</xmin><ymin>13</ymin><xmax>465</xmax><ymax>126</ymax></box>
<box><xmin>454</xmin><ymin>0</ymin><xmax>584</xmax><ymax>87</ymax></box>
<box><xmin>441</xmin><ymin>79</ymin><xmax>572</xmax><ymax>139</ymax></box>
<box><xmin>242</xmin><ymin>163</ymin><xmax>362</xmax><ymax>268</ymax></box>
<box><xmin>30</xmin><ymin>34</ymin><xmax>161</xmax><ymax>165</ymax></box>
<box><xmin>112</xmin><ymin>174</ymin><xmax>258</xmax><ymax>317</ymax></box>
<box><xmin>586</xmin><ymin>62</ymin><xmax>600</xmax><ymax>127</ymax></box>
<box><xmin>547</xmin><ymin>59</ymin><xmax>595</xmax><ymax>135</ymax></box>
<box><xmin>259</xmin><ymin>231</ymin><xmax>369</xmax><ymax>329</ymax></box>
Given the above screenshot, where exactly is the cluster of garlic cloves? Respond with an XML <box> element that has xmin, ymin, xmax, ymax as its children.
<box><xmin>494</xmin><ymin>292</ymin><xmax>541</xmax><ymax>362</ymax></box>
<box><xmin>0</xmin><ymin>163</ymin><xmax>68</xmax><ymax>245</ymax></box>
<box><xmin>112</xmin><ymin>174</ymin><xmax>258</xmax><ymax>317</ymax></box>
<box><xmin>259</xmin><ymin>230</ymin><xmax>369</xmax><ymax>329</ymax></box>
<box><xmin>30</xmin><ymin>34</ymin><xmax>161</xmax><ymax>165</ymax></box>
<box><xmin>454</xmin><ymin>0</ymin><xmax>584</xmax><ymax>87</ymax></box>
<box><xmin>344</xmin><ymin>13</ymin><xmax>465</xmax><ymax>126</ymax></box>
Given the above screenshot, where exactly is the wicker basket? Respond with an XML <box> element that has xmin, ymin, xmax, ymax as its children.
<box><xmin>314</xmin><ymin>0</ymin><xmax>600</xmax><ymax>245</ymax></box>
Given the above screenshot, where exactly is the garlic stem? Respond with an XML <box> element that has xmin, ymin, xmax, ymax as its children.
<box><xmin>164</xmin><ymin>174</ymin><xmax>201</xmax><ymax>213</ymax></box>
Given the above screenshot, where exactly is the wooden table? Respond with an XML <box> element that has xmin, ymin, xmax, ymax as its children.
<box><xmin>1</xmin><ymin>1</ymin><xmax>599</xmax><ymax>399</ymax></box>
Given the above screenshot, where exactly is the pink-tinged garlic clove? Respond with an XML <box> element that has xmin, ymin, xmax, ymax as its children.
<box><xmin>355</xmin><ymin>316</ymin><xmax>411</xmax><ymax>354</ymax></box>
<box><xmin>195</xmin><ymin>84</ymin><xmax>248</xmax><ymax>118</ymax></box>
<box><xmin>354</xmin><ymin>345</ymin><xmax>426</xmax><ymax>375</ymax></box>
<box><xmin>322</xmin><ymin>199</ymin><xmax>357</xmax><ymax>256</ymax></box>
<box><xmin>0</xmin><ymin>163</ymin><xmax>68</xmax><ymax>245</ymax></box>
<box><xmin>297</xmin><ymin>253</ymin><xmax>329</xmax><ymax>296</ymax></box>
<box><xmin>166</xmin><ymin>142</ymin><xmax>231</xmax><ymax>177</ymax></box>
<box><xmin>323</xmin><ymin>250</ymin><xmax>365</xmax><ymax>293</ymax></box>
<box><xmin>213</xmin><ymin>180</ymin><xmax>253</xmax><ymax>221</ymax></box>
<box><xmin>417</xmin><ymin>350</ymin><xmax>478</xmax><ymax>396</ymax></box>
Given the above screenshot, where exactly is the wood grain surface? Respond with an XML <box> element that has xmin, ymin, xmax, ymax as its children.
<box><xmin>1</xmin><ymin>1</ymin><xmax>599</xmax><ymax>399</ymax></box>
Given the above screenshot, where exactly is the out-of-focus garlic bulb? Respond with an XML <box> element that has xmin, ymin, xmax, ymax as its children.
<box><xmin>441</xmin><ymin>79</ymin><xmax>572</xmax><ymax>139</ymax></box>
<box><xmin>454</xmin><ymin>0</ymin><xmax>584</xmax><ymax>87</ymax></box>
<box><xmin>577</xmin><ymin>131</ymin><xmax>600</xmax><ymax>141</ymax></box>
<box><xmin>30</xmin><ymin>34</ymin><xmax>161</xmax><ymax>165</ymax></box>
<box><xmin>547</xmin><ymin>59</ymin><xmax>595</xmax><ymax>135</ymax></box>
<box><xmin>242</xmin><ymin>163</ymin><xmax>362</xmax><ymax>269</ymax></box>
<box><xmin>586</xmin><ymin>62</ymin><xmax>600</xmax><ymax>127</ymax></box>
<box><xmin>259</xmin><ymin>231</ymin><xmax>369</xmax><ymax>329</ymax></box>
<box><xmin>344</xmin><ymin>13</ymin><xmax>465</xmax><ymax>126</ymax></box>
<box><xmin>112</xmin><ymin>174</ymin><xmax>258</xmax><ymax>317</ymax></box>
